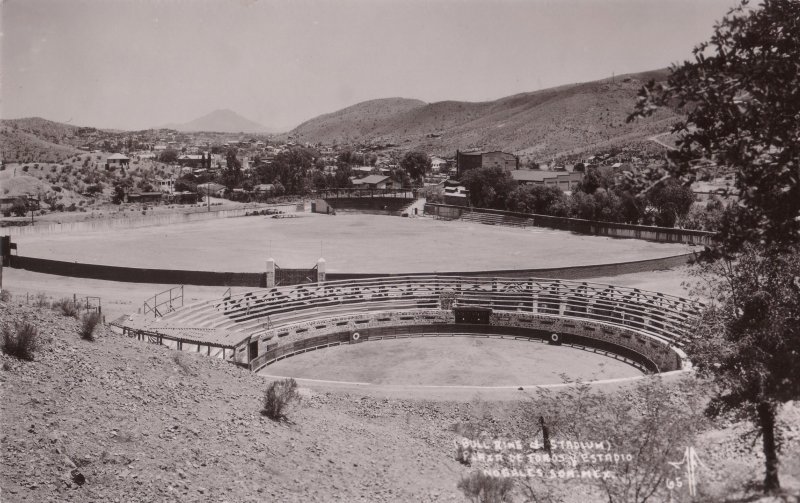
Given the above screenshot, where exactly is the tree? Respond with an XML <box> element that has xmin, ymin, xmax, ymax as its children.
<box><xmin>400</xmin><ymin>151</ymin><xmax>431</xmax><ymax>183</ymax></box>
<box><xmin>461</xmin><ymin>167</ymin><xmax>517</xmax><ymax>210</ymax></box>
<box><xmin>174</xmin><ymin>177</ymin><xmax>196</xmax><ymax>193</ymax></box>
<box><xmin>506</xmin><ymin>184</ymin><xmax>567</xmax><ymax>216</ymax></box>
<box><xmin>686</xmin><ymin>245</ymin><xmax>800</xmax><ymax>493</ymax></box>
<box><xmin>111</xmin><ymin>179</ymin><xmax>132</xmax><ymax>204</ymax></box>
<box><xmin>646</xmin><ymin>179</ymin><xmax>696</xmax><ymax>227</ymax></box>
<box><xmin>629</xmin><ymin>0</ymin><xmax>800</xmax><ymax>254</ymax></box>
<box><xmin>574</xmin><ymin>167</ymin><xmax>613</xmax><ymax>195</ymax></box>
<box><xmin>11</xmin><ymin>198</ymin><xmax>28</xmax><ymax>217</ymax></box>
<box><xmin>519</xmin><ymin>378</ymin><xmax>708</xmax><ymax>503</ymax></box>
<box><xmin>629</xmin><ymin>0</ymin><xmax>800</xmax><ymax>493</ymax></box>
<box><xmin>260</xmin><ymin>147</ymin><xmax>316</xmax><ymax>195</ymax></box>
<box><xmin>158</xmin><ymin>149</ymin><xmax>179</xmax><ymax>164</ymax></box>
<box><xmin>454</xmin><ymin>378</ymin><xmax>709</xmax><ymax>502</ymax></box>
<box><xmin>221</xmin><ymin>149</ymin><xmax>243</xmax><ymax>190</ymax></box>
<box><xmin>111</xmin><ymin>184</ymin><xmax>125</xmax><ymax>204</ymax></box>
<box><xmin>569</xmin><ymin>189</ymin><xmax>626</xmax><ymax>223</ymax></box>
<box><xmin>85</xmin><ymin>184</ymin><xmax>103</xmax><ymax>196</ymax></box>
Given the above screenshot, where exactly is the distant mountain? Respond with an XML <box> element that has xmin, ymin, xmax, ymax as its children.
<box><xmin>288</xmin><ymin>69</ymin><xmax>680</xmax><ymax>161</ymax></box>
<box><xmin>165</xmin><ymin>109</ymin><xmax>270</xmax><ymax>133</ymax></box>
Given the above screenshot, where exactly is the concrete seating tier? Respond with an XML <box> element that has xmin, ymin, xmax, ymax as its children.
<box><xmin>157</xmin><ymin>275</ymin><xmax>700</xmax><ymax>368</ymax></box>
<box><xmin>326</xmin><ymin>197</ymin><xmax>414</xmax><ymax>215</ymax></box>
<box><xmin>459</xmin><ymin>211</ymin><xmax>530</xmax><ymax>228</ymax></box>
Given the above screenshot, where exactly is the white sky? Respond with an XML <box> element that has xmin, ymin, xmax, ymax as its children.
<box><xmin>1</xmin><ymin>0</ymin><xmax>737</xmax><ymax>131</ymax></box>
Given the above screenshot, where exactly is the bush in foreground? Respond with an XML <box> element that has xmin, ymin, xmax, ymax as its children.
<box><xmin>457</xmin><ymin>471</ymin><xmax>515</xmax><ymax>503</ymax></box>
<box><xmin>2</xmin><ymin>321</ymin><xmax>39</xmax><ymax>361</ymax></box>
<box><xmin>34</xmin><ymin>292</ymin><xmax>49</xmax><ymax>308</ymax></box>
<box><xmin>80</xmin><ymin>311</ymin><xmax>102</xmax><ymax>341</ymax></box>
<box><xmin>54</xmin><ymin>298</ymin><xmax>79</xmax><ymax>318</ymax></box>
<box><xmin>261</xmin><ymin>378</ymin><xmax>300</xmax><ymax>421</ymax></box>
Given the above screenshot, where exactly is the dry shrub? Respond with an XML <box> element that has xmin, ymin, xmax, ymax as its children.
<box><xmin>261</xmin><ymin>378</ymin><xmax>300</xmax><ymax>421</ymax></box>
<box><xmin>54</xmin><ymin>298</ymin><xmax>79</xmax><ymax>318</ymax></box>
<box><xmin>80</xmin><ymin>311</ymin><xmax>102</xmax><ymax>341</ymax></box>
<box><xmin>35</xmin><ymin>292</ymin><xmax>49</xmax><ymax>308</ymax></box>
<box><xmin>0</xmin><ymin>289</ymin><xmax>11</xmax><ymax>303</ymax></box>
<box><xmin>2</xmin><ymin>321</ymin><xmax>39</xmax><ymax>361</ymax></box>
<box><xmin>452</xmin><ymin>422</ymin><xmax>483</xmax><ymax>466</ymax></box>
<box><xmin>173</xmin><ymin>352</ymin><xmax>196</xmax><ymax>376</ymax></box>
<box><xmin>457</xmin><ymin>470</ymin><xmax>515</xmax><ymax>503</ymax></box>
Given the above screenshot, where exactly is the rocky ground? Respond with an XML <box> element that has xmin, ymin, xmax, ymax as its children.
<box><xmin>1</xmin><ymin>297</ymin><xmax>799</xmax><ymax>502</ymax></box>
<box><xmin>0</xmin><ymin>300</ymin><xmax>471</xmax><ymax>502</ymax></box>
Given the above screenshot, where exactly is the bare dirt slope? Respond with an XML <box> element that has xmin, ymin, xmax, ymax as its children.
<box><xmin>0</xmin><ymin>301</ymin><xmax>469</xmax><ymax>502</ymax></box>
<box><xmin>3</xmin><ymin>300</ymin><xmax>799</xmax><ymax>502</ymax></box>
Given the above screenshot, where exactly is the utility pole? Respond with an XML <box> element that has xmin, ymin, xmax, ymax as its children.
<box><xmin>28</xmin><ymin>195</ymin><xmax>37</xmax><ymax>225</ymax></box>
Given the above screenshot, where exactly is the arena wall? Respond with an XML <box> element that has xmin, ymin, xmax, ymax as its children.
<box><xmin>247</xmin><ymin>309</ymin><xmax>683</xmax><ymax>373</ymax></box>
<box><xmin>9</xmin><ymin>251</ymin><xmax>696</xmax><ymax>285</ymax></box>
<box><xmin>0</xmin><ymin>204</ymin><xmax>299</xmax><ymax>237</ymax></box>
<box><xmin>12</xmin><ymin>256</ymin><xmax>265</xmax><ymax>286</ymax></box>
<box><xmin>424</xmin><ymin>203</ymin><xmax>715</xmax><ymax>246</ymax></box>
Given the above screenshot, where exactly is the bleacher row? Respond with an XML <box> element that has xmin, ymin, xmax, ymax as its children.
<box><xmin>458</xmin><ymin>211</ymin><xmax>532</xmax><ymax>228</ymax></box>
<box><xmin>159</xmin><ymin>276</ymin><xmax>701</xmax><ymax>350</ymax></box>
<box><xmin>325</xmin><ymin>197</ymin><xmax>415</xmax><ymax>215</ymax></box>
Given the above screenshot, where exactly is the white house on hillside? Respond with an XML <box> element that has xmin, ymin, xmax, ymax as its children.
<box><xmin>155</xmin><ymin>177</ymin><xmax>175</xmax><ymax>194</ymax></box>
<box><xmin>430</xmin><ymin>156</ymin><xmax>448</xmax><ymax>173</ymax></box>
<box><xmin>105</xmin><ymin>153</ymin><xmax>130</xmax><ymax>170</ymax></box>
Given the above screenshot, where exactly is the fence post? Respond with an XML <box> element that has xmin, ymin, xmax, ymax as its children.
<box><xmin>266</xmin><ymin>258</ymin><xmax>275</xmax><ymax>288</ymax></box>
<box><xmin>317</xmin><ymin>258</ymin><xmax>326</xmax><ymax>284</ymax></box>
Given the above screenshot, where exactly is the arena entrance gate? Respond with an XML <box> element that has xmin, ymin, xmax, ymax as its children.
<box><xmin>274</xmin><ymin>263</ymin><xmax>318</xmax><ymax>286</ymax></box>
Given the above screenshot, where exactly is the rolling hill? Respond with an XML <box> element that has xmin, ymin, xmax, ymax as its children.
<box><xmin>164</xmin><ymin>109</ymin><xmax>270</xmax><ymax>133</ymax></box>
<box><xmin>290</xmin><ymin>98</ymin><xmax>426</xmax><ymax>143</ymax></box>
<box><xmin>0</xmin><ymin>119</ymin><xmax>84</xmax><ymax>163</ymax></box>
<box><xmin>288</xmin><ymin>69</ymin><xmax>679</xmax><ymax>160</ymax></box>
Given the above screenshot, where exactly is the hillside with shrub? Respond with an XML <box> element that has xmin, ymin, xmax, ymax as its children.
<box><xmin>288</xmin><ymin>69</ymin><xmax>680</xmax><ymax>161</ymax></box>
<box><xmin>0</xmin><ymin>154</ymin><xmax>185</xmax><ymax>220</ymax></box>
<box><xmin>1</xmin><ymin>294</ymin><xmax>798</xmax><ymax>501</ymax></box>
<box><xmin>0</xmin><ymin>123</ymin><xmax>82</xmax><ymax>164</ymax></box>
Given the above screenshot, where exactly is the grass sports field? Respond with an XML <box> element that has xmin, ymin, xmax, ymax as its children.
<box><xmin>13</xmin><ymin>213</ymin><xmax>693</xmax><ymax>273</ymax></box>
<box><xmin>262</xmin><ymin>336</ymin><xmax>642</xmax><ymax>387</ymax></box>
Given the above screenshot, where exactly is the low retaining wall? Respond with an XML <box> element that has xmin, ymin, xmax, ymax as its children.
<box><xmin>248</xmin><ymin>308</ymin><xmax>683</xmax><ymax>373</ymax></box>
<box><xmin>425</xmin><ymin>203</ymin><xmax>715</xmax><ymax>246</ymax></box>
<box><xmin>11</xmin><ymin>256</ymin><xmax>266</xmax><ymax>287</ymax></box>
<box><xmin>9</xmin><ymin>251</ymin><xmax>696</xmax><ymax>285</ymax></box>
<box><xmin>0</xmin><ymin>204</ymin><xmax>299</xmax><ymax>237</ymax></box>
<box><xmin>327</xmin><ymin>253</ymin><xmax>695</xmax><ymax>281</ymax></box>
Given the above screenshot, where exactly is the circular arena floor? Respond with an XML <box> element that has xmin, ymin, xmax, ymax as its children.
<box><xmin>14</xmin><ymin>213</ymin><xmax>692</xmax><ymax>273</ymax></box>
<box><xmin>260</xmin><ymin>337</ymin><xmax>642</xmax><ymax>387</ymax></box>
